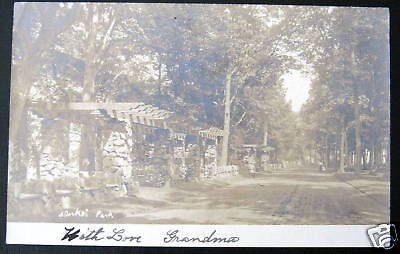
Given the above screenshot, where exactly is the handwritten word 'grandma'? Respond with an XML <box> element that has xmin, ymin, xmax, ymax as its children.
<box><xmin>164</xmin><ymin>230</ymin><xmax>239</xmax><ymax>244</ymax></box>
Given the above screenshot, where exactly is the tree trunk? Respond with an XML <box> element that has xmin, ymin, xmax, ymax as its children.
<box><xmin>344</xmin><ymin>130</ymin><xmax>349</xmax><ymax>167</ymax></box>
<box><xmin>374</xmin><ymin>142</ymin><xmax>382</xmax><ymax>168</ymax></box>
<box><xmin>335</xmin><ymin>145</ymin><xmax>339</xmax><ymax>168</ymax></box>
<box><xmin>339</xmin><ymin>123</ymin><xmax>346</xmax><ymax>173</ymax></box>
<box><xmin>324</xmin><ymin>134</ymin><xmax>329</xmax><ymax>168</ymax></box>
<box><xmin>31</xmin><ymin>142</ymin><xmax>41</xmax><ymax>180</ymax></box>
<box><xmin>221</xmin><ymin>68</ymin><xmax>235</xmax><ymax>167</ymax></box>
<box><xmin>348</xmin><ymin>41</ymin><xmax>362</xmax><ymax>173</ymax></box>
<box><xmin>327</xmin><ymin>143</ymin><xmax>332</xmax><ymax>169</ymax></box>
<box><xmin>385</xmin><ymin>140</ymin><xmax>390</xmax><ymax>171</ymax></box>
<box><xmin>79</xmin><ymin>5</ymin><xmax>98</xmax><ymax>173</ymax></box>
<box><xmin>263</xmin><ymin>122</ymin><xmax>268</xmax><ymax>146</ymax></box>
<box><xmin>362</xmin><ymin>148</ymin><xmax>368</xmax><ymax>170</ymax></box>
<box><xmin>353</xmin><ymin>98</ymin><xmax>362</xmax><ymax>173</ymax></box>
<box><xmin>158</xmin><ymin>52</ymin><xmax>162</xmax><ymax>95</ymax></box>
<box><xmin>263</xmin><ymin>122</ymin><xmax>268</xmax><ymax>170</ymax></box>
<box><xmin>370</xmin><ymin>144</ymin><xmax>375</xmax><ymax>169</ymax></box>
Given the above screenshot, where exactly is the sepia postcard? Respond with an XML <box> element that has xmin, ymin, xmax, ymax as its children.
<box><xmin>6</xmin><ymin>2</ymin><xmax>391</xmax><ymax>247</ymax></box>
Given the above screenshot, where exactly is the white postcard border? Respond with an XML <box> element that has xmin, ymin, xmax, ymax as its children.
<box><xmin>7</xmin><ymin>223</ymin><xmax>374</xmax><ymax>247</ymax></box>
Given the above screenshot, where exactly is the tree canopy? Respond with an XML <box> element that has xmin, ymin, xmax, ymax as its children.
<box><xmin>9</xmin><ymin>3</ymin><xmax>390</xmax><ymax>179</ymax></box>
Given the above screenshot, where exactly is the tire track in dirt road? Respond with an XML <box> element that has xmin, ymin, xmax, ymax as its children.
<box><xmin>334</xmin><ymin>174</ymin><xmax>389</xmax><ymax>208</ymax></box>
<box><xmin>292</xmin><ymin>185</ymin><xmax>315</xmax><ymax>223</ymax></box>
<box><xmin>272</xmin><ymin>184</ymin><xmax>299</xmax><ymax>219</ymax></box>
<box><xmin>268</xmin><ymin>168</ymin><xmax>388</xmax><ymax>224</ymax></box>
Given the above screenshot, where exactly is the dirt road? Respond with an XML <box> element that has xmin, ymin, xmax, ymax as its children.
<box><xmin>23</xmin><ymin>167</ymin><xmax>388</xmax><ymax>224</ymax></box>
<box><xmin>99</xmin><ymin>167</ymin><xmax>389</xmax><ymax>224</ymax></box>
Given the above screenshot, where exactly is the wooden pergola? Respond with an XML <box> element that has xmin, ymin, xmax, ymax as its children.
<box><xmin>233</xmin><ymin>144</ymin><xmax>274</xmax><ymax>172</ymax></box>
<box><xmin>198</xmin><ymin>127</ymin><xmax>224</xmax><ymax>140</ymax></box>
<box><xmin>198</xmin><ymin>127</ymin><xmax>224</xmax><ymax>170</ymax></box>
<box><xmin>68</xmin><ymin>102</ymin><xmax>171</xmax><ymax>128</ymax></box>
<box><xmin>77</xmin><ymin>103</ymin><xmax>171</xmax><ymax>173</ymax></box>
<box><xmin>29</xmin><ymin>101</ymin><xmax>173</xmax><ymax>174</ymax></box>
<box><xmin>29</xmin><ymin>100</ymin><xmax>230</xmax><ymax>180</ymax></box>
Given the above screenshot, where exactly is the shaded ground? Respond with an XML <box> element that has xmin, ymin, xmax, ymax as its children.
<box><xmin>9</xmin><ymin>167</ymin><xmax>390</xmax><ymax>224</ymax></box>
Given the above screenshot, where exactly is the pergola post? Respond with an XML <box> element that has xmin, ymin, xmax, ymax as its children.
<box><xmin>198</xmin><ymin>138</ymin><xmax>206</xmax><ymax>178</ymax></box>
<box><xmin>215</xmin><ymin>137</ymin><xmax>219</xmax><ymax>167</ymax></box>
<box><xmin>95</xmin><ymin>125</ymin><xmax>103</xmax><ymax>172</ymax></box>
<box><xmin>182</xmin><ymin>135</ymin><xmax>186</xmax><ymax>171</ymax></box>
<box><xmin>79</xmin><ymin>121</ymin><xmax>96</xmax><ymax>174</ymax></box>
<box><xmin>198</xmin><ymin>127</ymin><xmax>224</xmax><ymax>175</ymax></box>
<box><xmin>167</xmin><ymin>137</ymin><xmax>175</xmax><ymax>187</ymax></box>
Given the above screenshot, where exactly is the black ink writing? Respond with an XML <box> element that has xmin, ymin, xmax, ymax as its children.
<box><xmin>79</xmin><ymin>227</ymin><xmax>105</xmax><ymax>241</ymax></box>
<box><xmin>106</xmin><ymin>228</ymin><xmax>142</xmax><ymax>243</ymax></box>
<box><xmin>164</xmin><ymin>229</ymin><xmax>239</xmax><ymax>244</ymax></box>
<box><xmin>61</xmin><ymin>227</ymin><xmax>80</xmax><ymax>241</ymax></box>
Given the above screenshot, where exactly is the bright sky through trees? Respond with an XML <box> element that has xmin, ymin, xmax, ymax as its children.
<box><xmin>282</xmin><ymin>70</ymin><xmax>312</xmax><ymax>112</ymax></box>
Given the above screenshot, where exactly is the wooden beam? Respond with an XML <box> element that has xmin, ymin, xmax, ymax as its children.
<box><xmin>68</xmin><ymin>102</ymin><xmax>144</xmax><ymax>111</ymax></box>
